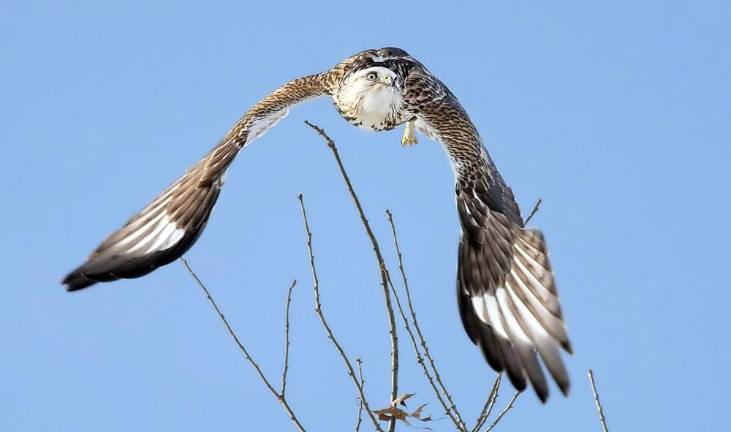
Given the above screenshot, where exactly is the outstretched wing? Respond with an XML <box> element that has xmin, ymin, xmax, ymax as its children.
<box><xmin>63</xmin><ymin>74</ymin><xmax>325</xmax><ymax>291</ymax></box>
<box><xmin>405</xmin><ymin>67</ymin><xmax>572</xmax><ymax>402</ymax></box>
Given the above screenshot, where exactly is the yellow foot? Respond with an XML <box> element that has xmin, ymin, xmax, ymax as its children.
<box><xmin>401</xmin><ymin>121</ymin><xmax>418</xmax><ymax>147</ymax></box>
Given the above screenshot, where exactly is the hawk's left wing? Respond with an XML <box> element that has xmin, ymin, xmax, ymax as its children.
<box><xmin>63</xmin><ymin>74</ymin><xmax>325</xmax><ymax>290</ymax></box>
<box><xmin>405</xmin><ymin>68</ymin><xmax>572</xmax><ymax>402</ymax></box>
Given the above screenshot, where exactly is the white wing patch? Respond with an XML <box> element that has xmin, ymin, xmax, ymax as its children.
<box><xmin>483</xmin><ymin>293</ymin><xmax>510</xmax><ymax>340</ymax></box>
<box><xmin>147</xmin><ymin>214</ymin><xmax>185</xmax><ymax>253</ymax></box>
<box><xmin>471</xmin><ymin>294</ymin><xmax>510</xmax><ymax>340</ymax></box>
<box><xmin>245</xmin><ymin>109</ymin><xmax>290</xmax><ymax>146</ymax></box>
<box><xmin>115</xmin><ymin>211</ymin><xmax>167</xmax><ymax>251</ymax></box>
<box><xmin>496</xmin><ymin>287</ymin><xmax>533</xmax><ymax>345</ymax></box>
<box><xmin>468</xmin><ymin>225</ymin><xmax>571</xmax><ymax>398</ymax></box>
<box><xmin>471</xmin><ymin>296</ymin><xmax>489</xmax><ymax>323</ymax></box>
<box><xmin>124</xmin><ymin>212</ymin><xmax>182</xmax><ymax>255</ymax></box>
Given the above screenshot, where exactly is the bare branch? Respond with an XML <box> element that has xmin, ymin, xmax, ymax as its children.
<box><xmin>281</xmin><ymin>279</ymin><xmax>297</xmax><ymax>396</ymax></box>
<box><xmin>523</xmin><ymin>198</ymin><xmax>543</xmax><ymax>225</ymax></box>
<box><xmin>484</xmin><ymin>391</ymin><xmax>519</xmax><ymax>432</ymax></box>
<box><xmin>305</xmin><ymin>120</ymin><xmax>399</xmax><ymax>432</ymax></box>
<box><xmin>588</xmin><ymin>369</ymin><xmax>609</xmax><ymax>432</ymax></box>
<box><xmin>298</xmin><ymin>194</ymin><xmax>384</xmax><ymax>432</ymax></box>
<box><xmin>355</xmin><ymin>358</ymin><xmax>365</xmax><ymax>432</ymax></box>
<box><xmin>385</xmin><ymin>209</ymin><xmax>467</xmax><ymax>431</ymax></box>
<box><xmin>382</xmin><ymin>257</ymin><xmax>465</xmax><ymax>431</ymax></box>
<box><xmin>180</xmin><ymin>258</ymin><xmax>306</xmax><ymax>432</ymax></box>
<box><xmin>472</xmin><ymin>374</ymin><xmax>502</xmax><ymax>432</ymax></box>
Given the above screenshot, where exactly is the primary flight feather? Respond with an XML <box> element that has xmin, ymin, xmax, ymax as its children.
<box><xmin>63</xmin><ymin>47</ymin><xmax>572</xmax><ymax>401</ymax></box>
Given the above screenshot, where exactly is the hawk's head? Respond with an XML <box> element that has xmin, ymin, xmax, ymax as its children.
<box><xmin>328</xmin><ymin>47</ymin><xmax>415</xmax><ymax>131</ymax></box>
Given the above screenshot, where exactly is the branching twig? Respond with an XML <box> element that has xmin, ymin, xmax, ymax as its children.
<box><xmin>588</xmin><ymin>369</ymin><xmax>609</xmax><ymax>432</ymax></box>
<box><xmin>484</xmin><ymin>391</ymin><xmax>519</xmax><ymax>432</ymax></box>
<box><xmin>472</xmin><ymin>374</ymin><xmax>502</xmax><ymax>432</ymax></box>
<box><xmin>523</xmin><ymin>198</ymin><xmax>542</xmax><ymax>225</ymax></box>
<box><xmin>385</xmin><ymin>209</ymin><xmax>467</xmax><ymax>431</ymax></box>
<box><xmin>180</xmin><ymin>258</ymin><xmax>306</xmax><ymax>432</ymax></box>
<box><xmin>298</xmin><ymin>194</ymin><xmax>385</xmax><ymax>432</ymax></box>
<box><xmin>182</xmin><ymin>128</ymin><xmax>597</xmax><ymax>432</ymax></box>
<box><xmin>382</xmin><ymin>257</ymin><xmax>464</xmax><ymax>430</ymax></box>
<box><xmin>281</xmin><ymin>279</ymin><xmax>297</xmax><ymax>396</ymax></box>
<box><xmin>355</xmin><ymin>358</ymin><xmax>365</xmax><ymax>432</ymax></box>
<box><xmin>305</xmin><ymin>120</ymin><xmax>399</xmax><ymax>432</ymax></box>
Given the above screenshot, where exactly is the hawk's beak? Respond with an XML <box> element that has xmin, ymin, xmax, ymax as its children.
<box><xmin>380</xmin><ymin>76</ymin><xmax>393</xmax><ymax>87</ymax></box>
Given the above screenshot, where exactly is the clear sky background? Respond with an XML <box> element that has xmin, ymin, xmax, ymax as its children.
<box><xmin>2</xmin><ymin>1</ymin><xmax>729</xmax><ymax>431</ymax></box>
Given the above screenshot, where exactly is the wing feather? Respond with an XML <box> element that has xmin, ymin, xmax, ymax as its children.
<box><xmin>63</xmin><ymin>74</ymin><xmax>325</xmax><ymax>290</ymax></box>
<box><xmin>407</xmin><ymin>69</ymin><xmax>572</xmax><ymax>401</ymax></box>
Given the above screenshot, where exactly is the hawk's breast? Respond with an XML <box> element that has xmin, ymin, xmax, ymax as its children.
<box><xmin>334</xmin><ymin>85</ymin><xmax>405</xmax><ymax>131</ymax></box>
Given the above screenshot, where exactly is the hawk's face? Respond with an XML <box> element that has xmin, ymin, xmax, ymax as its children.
<box><xmin>333</xmin><ymin>64</ymin><xmax>406</xmax><ymax>131</ymax></box>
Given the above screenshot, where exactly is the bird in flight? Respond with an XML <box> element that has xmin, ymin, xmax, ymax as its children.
<box><xmin>63</xmin><ymin>47</ymin><xmax>572</xmax><ymax>402</ymax></box>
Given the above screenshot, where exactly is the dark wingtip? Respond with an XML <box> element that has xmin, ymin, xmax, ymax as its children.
<box><xmin>562</xmin><ymin>339</ymin><xmax>574</xmax><ymax>355</ymax></box>
<box><xmin>558</xmin><ymin>378</ymin><xmax>571</xmax><ymax>397</ymax></box>
<box><xmin>534</xmin><ymin>386</ymin><xmax>549</xmax><ymax>404</ymax></box>
<box><xmin>63</xmin><ymin>271</ymin><xmax>97</xmax><ymax>291</ymax></box>
<box><xmin>505</xmin><ymin>369</ymin><xmax>528</xmax><ymax>393</ymax></box>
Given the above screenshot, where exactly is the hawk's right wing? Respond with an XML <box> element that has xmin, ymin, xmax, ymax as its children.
<box><xmin>63</xmin><ymin>74</ymin><xmax>325</xmax><ymax>290</ymax></box>
<box><xmin>405</xmin><ymin>67</ymin><xmax>572</xmax><ymax>402</ymax></box>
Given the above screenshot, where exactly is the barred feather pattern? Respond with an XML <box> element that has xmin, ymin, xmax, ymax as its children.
<box><xmin>402</xmin><ymin>66</ymin><xmax>573</xmax><ymax>401</ymax></box>
<box><xmin>63</xmin><ymin>48</ymin><xmax>573</xmax><ymax>403</ymax></box>
<box><xmin>63</xmin><ymin>74</ymin><xmax>325</xmax><ymax>290</ymax></box>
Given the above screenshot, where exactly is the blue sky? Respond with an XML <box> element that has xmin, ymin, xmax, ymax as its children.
<box><xmin>2</xmin><ymin>1</ymin><xmax>729</xmax><ymax>430</ymax></box>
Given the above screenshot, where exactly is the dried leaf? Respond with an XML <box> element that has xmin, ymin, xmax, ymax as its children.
<box><xmin>375</xmin><ymin>394</ymin><xmax>431</xmax><ymax>428</ymax></box>
<box><xmin>411</xmin><ymin>403</ymin><xmax>428</xmax><ymax>419</ymax></box>
<box><xmin>374</xmin><ymin>406</ymin><xmax>408</xmax><ymax>422</ymax></box>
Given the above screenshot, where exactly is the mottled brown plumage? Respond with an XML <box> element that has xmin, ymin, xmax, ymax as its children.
<box><xmin>63</xmin><ymin>48</ymin><xmax>571</xmax><ymax>402</ymax></box>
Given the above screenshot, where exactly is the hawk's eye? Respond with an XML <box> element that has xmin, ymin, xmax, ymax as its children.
<box><xmin>365</xmin><ymin>72</ymin><xmax>378</xmax><ymax>81</ymax></box>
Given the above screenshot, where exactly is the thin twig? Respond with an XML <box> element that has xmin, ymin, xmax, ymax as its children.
<box><xmin>180</xmin><ymin>258</ymin><xmax>306</xmax><ymax>432</ymax></box>
<box><xmin>472</xmin><ymin>374</ymin><xmax>501</xmax><ymax>432</ymax></box>
<box><xmin>383</xmin><ymin>259</ymin><xmax>464</xmax><ymax>430</ymax></box>
<box><xmin>305</xmin><ymin>120</ymin><xmax>399</xmax><ymax>432</ymax></box>
<box><xmin>298</xmin><ymin>194</ymin><xmax>384</xmax><ymax>432</ymax></box>
<box><xmin>281</xmin><ymin>279</ymin><xmax>297</xmax><ymax>396</ymax></box>
<box><xmin>523</xmin><ymin>198</ymin><xmax>542</xmax><ymax>225</ymax></box>
<box><xmin>588</xmin><ymin>369</ymin><xmax>609</xmax><ymax>432</ymax></box>
<box><xmin>355</xmin><ymin>358</ymin><xmax>365</xmax><ymax>432</ymax></box>
<box><xmin>385</xmin><ymin>209</ymin><xmax>467</xmax><ymax>431</ymax></box>
<box><xmin>484</xmin><ymin>391</ymin><xmax>519</xmax><ymax>432</ymax></box>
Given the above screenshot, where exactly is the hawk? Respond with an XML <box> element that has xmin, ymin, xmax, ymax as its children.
<box><xmin>63</xmin><ymin>47</ymin><xmax>572</xmax><ymax>401</ymax></box>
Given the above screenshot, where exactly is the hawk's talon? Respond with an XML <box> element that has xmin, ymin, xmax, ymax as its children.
<box><xmin>401</xmin><ymin>121</ymin><xmax>418</xmax><ymax>147</ymax></box>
